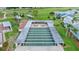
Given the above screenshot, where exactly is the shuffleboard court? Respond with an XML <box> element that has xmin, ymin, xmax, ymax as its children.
<box><xmin>16</xmin><ymin>20</ymin><xmax>64</xmax><ymax>51</ymax></box>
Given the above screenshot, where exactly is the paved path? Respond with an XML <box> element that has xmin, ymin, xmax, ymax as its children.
<box><xmin>15</xmin><ymin>45</ymin><xmax>64</xmax><ymax>51</ymax></box>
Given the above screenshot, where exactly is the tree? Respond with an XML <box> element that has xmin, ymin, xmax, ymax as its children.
<box><xmin>48</xmin><ymin>12</ymin><xmax>56</xmax><ymax>20</ymax></box>
<box><xmin>6</xmin><ymin>7</ymin><xmax>19</xmax><ymax>9</ymax></box>
<box><xmin>66</xmin><ymin>24</ymin><xmax>73</xmax><ymax>37</ymax></box>
<box><xmin>32</xmin><ymin>8</ymin><xmax>38</xmax><ymax>16</ymax></box>
<box><xmin>49</xmin><ymin>12</ymin><xmax>54</xmax><ymax>15</ymax></box>
<box><xmin>13</xmin><ymin>12</ymin><xmax>18</xmax><ymax>16</ymax></box>
<box><xmin>0</xmin><ymin>11</ymin><xmax>4</xmax><ymax>18</ymax></box>
<box><xmin>2</xmin><ymin>41</ymin><xmax>9</xmax><ymax>51</ymax></box>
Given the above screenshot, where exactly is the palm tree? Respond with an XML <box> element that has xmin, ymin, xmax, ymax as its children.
<box><xmin>66</xmin><ymin>24</ymin><xmax>73</xmax><ymax>37</ymax></box>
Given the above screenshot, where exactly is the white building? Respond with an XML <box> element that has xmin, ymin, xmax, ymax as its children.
<box><xmin>2</xmin><ymin>21</ymin><xmax>12</xmax><ymax>32</ymax></box>
<box><xmin>54</xmin><ymin>9</ymin><xmax>77</xmax><ymax>19</ymax></box>
<box><xmin>63</xmin><ymin>16</ymin><xmax>73</xmax><ymax>28</ymax></box>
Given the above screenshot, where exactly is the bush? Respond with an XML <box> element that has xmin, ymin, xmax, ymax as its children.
<box><xmin>0</xmin><ymin>11</ymin><xmax>4</xmax><ymax>17</ymax></box>
<box><xmin>2</xmin><ymin>41</ymin><xmax>9</xmax><ymax>51</ymax></box>
<box><xmin>49</xmin><ymin>12</ymin><xmax>54</xmax><ymax>15</ymax></box>
<box><xmin>13</xmin><ymin>44</ymin><xmax>16</xmax><ymax>49</ymax></box>
<box><xmin>54</xmin><ymin>20</ymin><xmax>62</xmax><ymax>26</ymax></box>
<box><xmin>0</xmin><ymin>47</ymin><xmax>3</xmax><ymax>51</ymax></box>
<box><xmin>32</xmin><ymin>9</ymin><xmax>38</xmax><ymax>16</ymax></box>
<box><xmin>13</xmin><ymin>12</ymin><xmax>18</xmax><ymax>16</ymax></box>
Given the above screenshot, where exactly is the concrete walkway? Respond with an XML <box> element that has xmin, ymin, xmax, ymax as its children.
<box><xmin>15</xmin><ymin>45</ymin><xmax>64</xmax><ymax>51</ymax></box>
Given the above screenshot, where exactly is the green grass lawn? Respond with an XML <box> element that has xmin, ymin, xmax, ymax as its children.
<box><xmin>54</xmin><ymin>20</ymin><xmax>79</xmax><ymax>51</ymax></box>
<box><xmin>33</xmin><ymin>7</ymin><xmax>72</xmax><ymax>20</ymax></box>
<box><xmin>5</xmin><ymin>18</ymin><xmax>19</xmax><ymax>40</ymax></box>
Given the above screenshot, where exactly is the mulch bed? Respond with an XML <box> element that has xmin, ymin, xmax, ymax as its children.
<box><xmin>73</xmin><ymin>39</ymin><xmax>79</xmax><ymax>48</ymax></box>
<box><xmin>64</xmin><ymin>44</ymin><xmax>71</xmax><ymax>48</ymax></box>
<box><xmin>19</xmin><ymin>20</ymin><xmax>28</xmax><ymax>30</ymax></box>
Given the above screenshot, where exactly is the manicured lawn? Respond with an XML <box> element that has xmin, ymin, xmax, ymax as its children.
<box><xmin>5</xmin><ymin>18</ymin><xmax>19</xmax><ymax>40</ymax></box>
<box><xmin>54</xmin><ymin>20</ymin><xmax>79</xmax><ymax>51</ymax></box>
<box><xmin>33</xmin><ymin>8</ymin><xmax>72</xmax><ymax>20</ymax></box>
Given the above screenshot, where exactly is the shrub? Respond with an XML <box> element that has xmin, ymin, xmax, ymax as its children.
<box><xmin>13</xmin><ymin>12</ymin><xmax>18</xmax><ymax>16</ymax></box>
<box><xmin>2</xmin><ymin>41</ymin><xmax>9</xmax><ymax>51</ymax></box>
